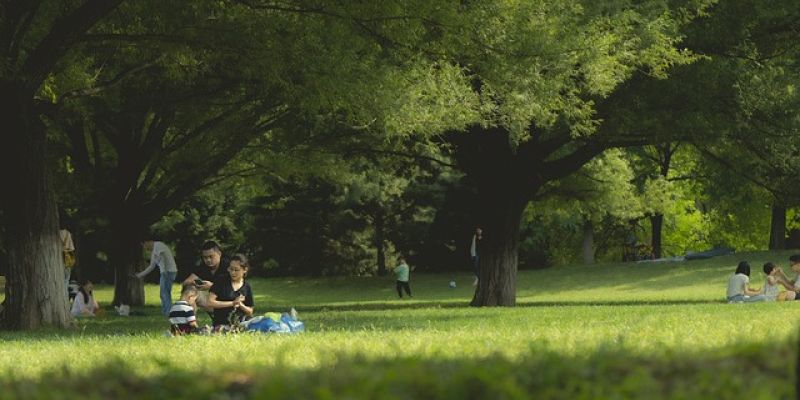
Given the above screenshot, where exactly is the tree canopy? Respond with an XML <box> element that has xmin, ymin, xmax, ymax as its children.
<box><xmin>5</xmin><ymin>0</ymin><xmax>800</xmax><ymax>330</ymax></box>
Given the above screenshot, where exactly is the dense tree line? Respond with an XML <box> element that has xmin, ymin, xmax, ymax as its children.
<box><xmin>2</xmin><ymin>0</ymin><xmax>800</xmax><ymax>329</ymax></box>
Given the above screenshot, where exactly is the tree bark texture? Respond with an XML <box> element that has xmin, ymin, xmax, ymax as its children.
<box><xmin>375</xmin><ymin>210</ymin><xmax>387</xmax><ymax>276</ymax></box>
<box><xmin>0</xmin><ymin>84</ymin><xmax>71</xmax><ymax>329</ymax></box>
<box><xmin>450</xmin><ymin>123</ymin><xmax>607</xmax><ymax>306</ymax></box>
<box><xmin>582</xmin><ymin>220</ymin><xmax>595</xmax><ymax>264</ymax></box>
<box><xmin>110</xmin><ymin>211</ymin><xmax>146</xmax><ymax>306</ymax></box>
<box><xmin>650</xmin><ymin>143</ymin><xmax>675</xmax><ymax>259</ymax></box>
<box><xmin>769</xmin><ymin>202</ymin><xmax>787</xmax><ymax>250</ymax></box>
<box><xmin>454</xmin><ymin>127</ymin><xmax>532</xmax><ymax>307</ymax></box>
<box><xmin>469</xmin><ymin>189</ymin><xmax>526</xmax><ymax>307</ymax></box>
<box><xmin>651</xmin><ymin>213</ymin><xmax>664</xmax><ymax>259</ymax></box>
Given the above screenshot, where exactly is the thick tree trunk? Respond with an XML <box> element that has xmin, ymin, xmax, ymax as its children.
<box><xmin>582</xmin><ymin>220</ymin><xmax>595</xmax><ymax>264</ymax></box>
<box><xmin>110</xmin><ymin>211</ymin><xmax>146</xmax><ymax>306</ymax></box>
<box><xmin>769</xmin><ymin>202</ymin><xmax>786</xmax><ymax>250</ymax></box>
<box><xmin>470</xmin><ymin>193</ymin><xmax>526</xmax><ymax>307</ymax></box>
<box><xmin>650</xmin><ymin>143</ymin><xmax>674</xmax><ymax>260</ymax></box>
<box><xmin>0</xmin><ymin>84</ymin><xmax>71</xmax><ymax>330</ymax></box>
<box><xmin>452</xmin><ymin>126</ymin><xmax>533</xmax><ymax>307</ymax></box>
<box><xmin>375</xmin><ymin>210</ymin><xmax>387</xmax><ymax>276</ymax></box>
<box><xmin>452</xmin><ymin>124</ymin><xmax>605</xmax><ymax>306</ymax></box>
<box><xmin>651</xmin><ymin>213</ymin><xmax>664</xmax><ymax>259</ymax></box>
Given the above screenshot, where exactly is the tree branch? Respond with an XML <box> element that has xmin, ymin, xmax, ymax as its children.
<box><xmin>22</xmin><ymin>0</ymin><xmax>123</xmax><ymax>91</ymax></box>
<box><xmin>342</xmin><ymin>147</ymin><xmax>457</xmax><ymax>168</ymax></box>
<box><xmin>60</xmin><ymin>57</ymin><xmax>164</xmax><ymax>100</ymax></box>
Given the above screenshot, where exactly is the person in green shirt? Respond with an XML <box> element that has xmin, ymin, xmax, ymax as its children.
<box><xmin>394</xmin><ymin>256</ymin><xmax>412</xmax><ymax>299</ymax></box>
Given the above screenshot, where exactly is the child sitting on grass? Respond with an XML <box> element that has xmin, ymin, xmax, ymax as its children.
<box><xmin>761</xmin><ymin>262</ymin><xmax>796</xmax><ymax>301</ymax></box>
<box><xmin>726</xmin><ymin>261</ymin><xmax>765</xmax><ymax>302</ymax></box>
<box><xmin>393</xmin><ymin>256</ymin><xmax>412</xmax><ymax>299</ymax></box>
<box><xmin>168</xmin><ymin>284</ymin><xmax>199</xmax><ymax>335</ymax></box>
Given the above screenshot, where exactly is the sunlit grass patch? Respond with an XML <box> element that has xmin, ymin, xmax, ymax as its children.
<box><xmin>0</xmin><ymin>251</ymin><xmax>798</xmax><ymax>398</ymax></box>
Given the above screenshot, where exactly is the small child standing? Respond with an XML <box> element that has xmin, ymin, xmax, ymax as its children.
<box><xmin>761</xmin><ymin>262</ymin><xmax>796</xmax><ymax>301</ymax></box>
<box><xmin>168</xmin><ymin>284</ymin><xmax>199</xmax><ymax>335</ymax></box>
<box><xmin>394</xmin><ymin>256</ymin><xmax>412</xmax><ymax>299</ymax></box>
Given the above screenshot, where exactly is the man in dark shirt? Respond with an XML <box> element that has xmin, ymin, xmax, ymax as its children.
<box><xmin>183</xmin><ymin>240</ymin><xmax>229</xmax><ymax>311</ymax></box>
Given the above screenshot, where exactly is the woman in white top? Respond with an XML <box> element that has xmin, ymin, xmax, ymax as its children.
<box><xmin>71</xmin><ymin>280</ymin><xmax>100</xmax><ymax>317</ymax></box>
<box><xmin>726</xmin><ymin>261</ymin><xmax>766</xmax><ymax>302</ymax></box>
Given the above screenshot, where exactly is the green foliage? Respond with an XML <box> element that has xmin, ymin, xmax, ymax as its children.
<box><xmin>660</xmin><ymin>198</ymin><xmax>713</xmax><ymax>253</ymax></box>
<box><xmin>541</xmin><ymin>149</ymin><xmax>644</xmax><ymax>222</ymax></box>
<box><xmin>242</xmin><ymin>148</ymin><xmax>453</xmax><ymax>276</ymax></box>
<box><xmin>521</xmin><ymin>150</ymin><xmax>646</xmax><ymax>264</ymax></box>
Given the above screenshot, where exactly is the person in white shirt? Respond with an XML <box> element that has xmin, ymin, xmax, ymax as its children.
<box><xmin>726</xmin><ymin>261</ymin><xmax>765</xmax><ymax>303</ymax></box>
<box><xmin>71</xmin><ymin>280</ymin><xmax>100</xmax><ymax>317</ymax></box>
<box><xmin>470</xmin><ymin>227</ymin><xmax>482</xmax><ymax>287</ymax></box>
<box><xmin>133</xmin><ymin>240</ymin><xmax>178</xmax><ymax>315</ymax></box>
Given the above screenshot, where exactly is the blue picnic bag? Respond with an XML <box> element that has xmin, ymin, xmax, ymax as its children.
<box><xmin>246</xmin><ymin>313</ymin><xmax>304</xmax><ymax>334</ymax></box>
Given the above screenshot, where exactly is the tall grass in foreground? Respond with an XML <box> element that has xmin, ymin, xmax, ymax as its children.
<box><xmin>0</xmin><ymin>251</ymin><xmax>797</xmax><ymax>398</ymax></box>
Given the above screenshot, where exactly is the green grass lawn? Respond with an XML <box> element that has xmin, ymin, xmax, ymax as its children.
<box><xmin>0</xmin><ymin>251</ymin><xmax>798</xmax><ymax>399</ymax></box>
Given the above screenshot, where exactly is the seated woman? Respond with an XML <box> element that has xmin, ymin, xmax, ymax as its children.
<box><xmin>726</xmin><ymin>261</ymin><xmax>766</xmax><ymax>303</ymax></box>
<box><xmin>71</xmin><ymin>279</ymin><xmax>100</xmax><ymax>317</ymax></box>
<box><xmin>207</xmin><ymin>254</ymin><xmax>254</xmax><ymax>329</ymax></box>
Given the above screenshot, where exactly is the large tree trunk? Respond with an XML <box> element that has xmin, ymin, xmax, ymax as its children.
<box><xmin>649</xmin><ymin>143</ymin><xmax>675</xmax><ymax>260</ymax></box>
<box><xmin>470</xmin><ymin>192</ymin><xmax>526</xmax><ymax>307</ymax></box>
<box><xmin>769</xmin><ymin>202</ymin><xmax>786</xmax><ymax>250</ymax></box>
<box><xmin>375</xmin><ymin>210</ymin><xmax>387</xmax><ymax>276</ymax></box>
<box><xmin>110</xmin><ymin>210</ymin><xmax>146</xmax><ymax>306</ymax></box>
<box><xmin>651</xmin><ymin>213</ymin><xmax>664</xmax><ymax>259</ymax></box>
<box><xmin>453</xmin><ymin>126</ymin><xmax>534</xmax><ymax>307</ymax></box>
<box><xmin>452</xmin><ymin>124</ymin><xmax>606</xmax><ymax>306</ymax></box>
<box><xmin>0</xmin><ymin>84</ymin><xmax>71</xmax><ymax>330</ymax></box>
<box><xmin>582</xmin><ymin>220</ymin><xmax>595</xmax><ymax>264</ymax></box>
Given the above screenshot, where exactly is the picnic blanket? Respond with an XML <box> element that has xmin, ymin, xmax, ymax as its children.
<box><xmin>242</xmin><ymin>311</ymin><xmax>304</xmax><ymax>334</ymax></box>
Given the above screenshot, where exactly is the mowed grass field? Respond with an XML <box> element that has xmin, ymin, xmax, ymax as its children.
<box><xmin>0</xmin><ymin>251</ymin><xmax>798</xmax><ymax>399</ymax></box>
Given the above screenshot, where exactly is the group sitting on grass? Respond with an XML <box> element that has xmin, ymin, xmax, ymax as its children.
<box><xmin>68</xmin><ymin>237</ymin><xmax>303</xmax><ymax>335</ymax></box>
<box><xmin>726</xmin><ymin>255</ymin><xmax>800</xmax><ymax>303</ymax></box>
<box><xmin>168</xmin><ymin>252</ymin><xmax>254</xmax><ymax>334</ymax></box>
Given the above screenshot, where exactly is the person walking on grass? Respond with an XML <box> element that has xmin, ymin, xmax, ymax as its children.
<box><xmin>394</xmin><ymin>256</ymin><xmax>412</xmax><ymax>299</ymax></box>
<box><xmin>726</xmin><ymin>261</ymin><xmax>765</xmax><ymax>303</ymax></box>
<box><xmin>133</xmin><ymin>240</ymin><xmax>178</xmax><ymax>316</ymax></box>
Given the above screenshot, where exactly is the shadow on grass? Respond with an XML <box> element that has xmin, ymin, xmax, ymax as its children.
<box><xmin>0</xmin><ymin>338</ymin><xmax>793</xmax><ymax>399</ymax></box>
